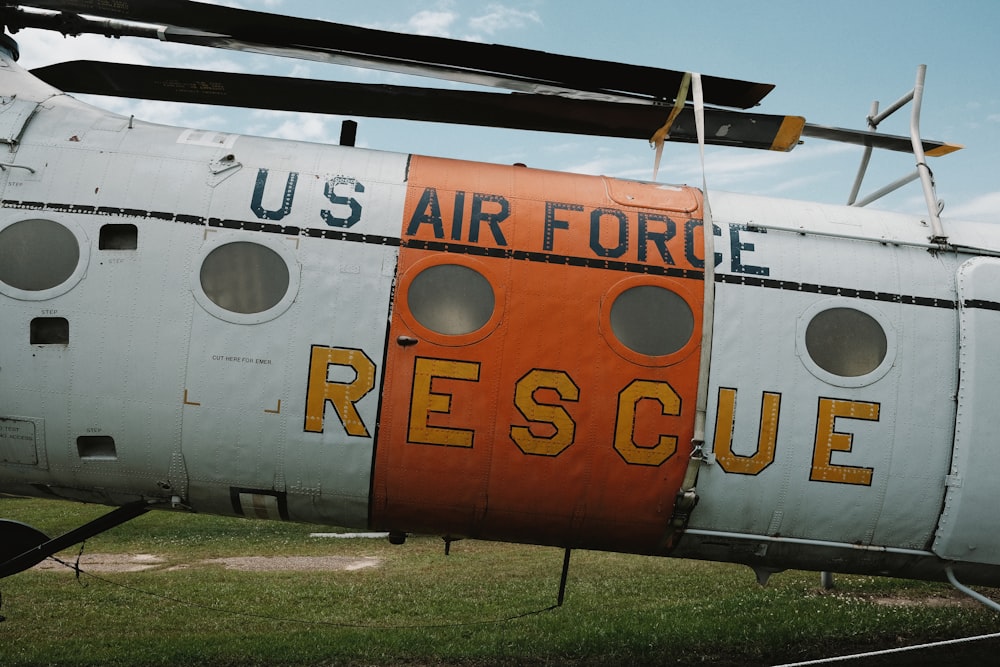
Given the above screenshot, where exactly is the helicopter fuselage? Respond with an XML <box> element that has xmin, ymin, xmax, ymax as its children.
<box><xmin>1</xmin><ymin>52</ymin><xmax>997</xmax><ymax>585</ymax></box>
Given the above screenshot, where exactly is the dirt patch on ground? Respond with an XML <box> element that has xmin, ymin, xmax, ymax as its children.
<box><xmin>202</xmin><ymin>556</ymin><xmax>381</xmax><ymax>572</ymax></box>
<box><xmin>34</xmin><ymin>553</ymin><xmax>167</xmax><ymax>573</ymax></box>
<box><xmin>814</xmin><ymin>589</ymin><xmax>985</xmax><ymax>609</ymax></box>
<box><xmin>34</xmin><ymin>553</ymin><xmax>382</xmax><ymax>573</ymax></box>
<box><xmin>869</xmin><ymin>594</ymin><xmax>981</xmax><ymax>608</ymax></box>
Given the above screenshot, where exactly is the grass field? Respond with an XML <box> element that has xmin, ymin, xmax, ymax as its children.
<box><xmin>1</xmin><ymin>496</ymin><xmax>998</xmax><ymax>666</ymax></box>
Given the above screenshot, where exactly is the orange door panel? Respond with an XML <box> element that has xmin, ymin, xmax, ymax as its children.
<box><xmin>373</xmin><ymin>155</ymin><xmax>706</xmax><ymax>554</ymax></box>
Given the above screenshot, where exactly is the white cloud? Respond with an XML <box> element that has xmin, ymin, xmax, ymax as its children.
<box><xmin>467</xmin><ymin>5</ymin><xmax>541</xmax><ymax>36</ymax></box>
<box><xmin>248</xmin><ymin>110</ymin><xmax>340</xmax><ymax>144</ymax></box>
<box><xmin>563</xmin><ymin>153</ymin><xmax>645</xmax><ymax>178</ymax></box>
<box><xmin>16</xmin><ymin>29</ymin><xmax>155</xmax><ymax>69</ymax></box>
<box><xmin>66</xmin><ymin>93</ymin><xmax>235</xmax><ymax>132</ymax></box>
<box><xmin>406</xmin><ymin>10</ymin><xmax>460</xmax><ymax>37</ymax></box>
<box><xmin>193</xmin><ymin>0</ymin><xmax>286</xmax><ymax>8</ymax></box>
<box><xmin>15</xmin><ymin>25</ymin><xmax>250</xmax><ymax>74</ymax></box>
<box><xmin>379</xmin><ymin>3</ymin><xmax>542</xmax><ymax>42</ymax></box>
<box><xmin>946</xmin><ymin>191</ymin><xmax>1000</xmax><ymax>223</ymax></box>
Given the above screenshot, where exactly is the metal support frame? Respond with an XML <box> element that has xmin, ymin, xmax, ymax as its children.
<box><xmin>557</xmin><ymin>548</ymin><xmax>572</xmax><ymax>606</ymax></box>
<box><xmin>946</xmin><ymin>567</ymin><xmax>1000</xmax><ymax>613</ymax></box>
<box><xmin>847</xmin><ymin>65</ymin><xmax>946</xmax><ymax>243</ymax></box>
<box><xmin>0</xmin><ymin>500</ymin><xmax>152</xmax><ymax>578</ymax></box>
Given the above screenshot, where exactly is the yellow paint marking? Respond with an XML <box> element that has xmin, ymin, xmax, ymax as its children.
<box><xmin>925</xmin><ymin>142</ymin><xmax>963</xmax><ymax>157</ymax></box>
<box><xmin>810</xmin><ymin>398</ymin><xmax>879</xmax><ymax>485</ymax></box>
<box><xmin>407</xmin><ymin>357</ymin><xmax>480</xmax><ymax>447</ymax></box>
<box><xmin>510</xmin><ymin>369</ymin><xmax>579</xmax><ymax>456</ymax></box>
<box><xmin>713</xmin><ymin>388</ymin><xmax>780</xmax><ymax>475</ymax></box>
<box><xmin>183</xmin><ymin>389</ymin><xmax>200</xmax><ymax>406</ymax></box>
<box><xmin>770</xmin><ymin>116</ymin><xmax>806</xmax><ymax>152</ymax></box>
<box><xmin>304</xmin><ymin>346</ymin><xmax>375</xmax><ymax>437</ymax></box>
<box><xmin>614</xmin><ymin>379</ymin><xmax>681</xmax><ymax>466</ymax></box>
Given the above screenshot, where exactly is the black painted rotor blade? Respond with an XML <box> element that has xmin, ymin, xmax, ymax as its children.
<box><xmin>10</xmin><ymin>1</ymin><xmax>773</xmax><ymax>109</ymax></box>
<box><xmin>801</xmin><ymin>123</ymin><xmax>961</xmax><ymax>157</ymax></box>
<box><xmin>31</xmin><ymin>61</ymin><xmax>803</xmax><ymax>150</ymax></box>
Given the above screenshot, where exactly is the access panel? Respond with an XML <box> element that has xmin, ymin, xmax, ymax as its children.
<box><xmin>934</xmin><ymin>257</ymin><xmax>1000</xmax><ymax>564</ymax></box>
<box><xmin>372</xmin><ymin>156</ymin><xmax>707</xmax><ymax>554</ymax></box>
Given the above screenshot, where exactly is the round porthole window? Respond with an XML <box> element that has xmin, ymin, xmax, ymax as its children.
<box><xmin>609</xmin><ymin>284</ymin><xmax>694</xmax><ymax>357</ymax></box>
<box><xmin>805</xmin><ymin>307</ymin><xmax>886</xmax><ymax>377</ymax></box>
<box><xmin>0</xmin><ymin>218</ymin><xmax>88</xmax><ymax>300</ymax></box>
<box><xmin>798</xmin><ymin>301</ymin><xmax>895</xmax><ymax>387</ymax></box>
<box><xmin>195</xmin><ymin>240</ymin><xmax>298</xmax><ymax>323</ymax></box>
<box><xmin>0</xmin><ymin>219</ymin><xmax>79</xmax><ymax>291</ymax></box>
<box><xmin>407</xmin><ymin>263</ymin><xmax>495</xmax><ymax>336</ymax></box>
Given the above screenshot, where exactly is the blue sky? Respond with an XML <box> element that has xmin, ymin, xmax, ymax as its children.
<box><xmin>11</xmin><ymin>0</ymin><xmax>1000</xmax><ymax>221</ymax></box>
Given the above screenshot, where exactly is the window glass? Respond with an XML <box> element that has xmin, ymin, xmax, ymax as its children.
<box><xmin>407</xmin><ymin>264</ymin><xmax>495</xmax><ymax>335</ymax></box>
<box><xmin>0</xmin><ymin>219</ymin><xmax>80</xmax><ymax>291</ymax></box>
<box><xmin>199</xmin><ymin>242</ymin><xmax>290</xmax><ymax>315</ymax></box>
<box><xmin>610</xmin><ymin>285</ymin><xmax>693</xmax><ymax>356</ymax></box>
<box><xmin>805</xmin><ymin>307</ymin><xmax>887</xmax><ymax>377</ymax></box>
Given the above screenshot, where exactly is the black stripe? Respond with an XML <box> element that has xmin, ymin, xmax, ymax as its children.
<box><xmin>306</xmin><ymin>227</ymin><xmax>401</xmax><ymax>247</ymax></box>
<box><xmin>406</xmin><ymin>239</ymin><xmax>509</xmax><ymax>258</ymax></box>
<box><xmin>1</xmin><ymin>199</ymin><xmax>704</xmax><ymax>278</ymax></box>
<box><xmin>407</xmin><ymin>238</ymin><xmax>705</xmax><ymax>278</ymax></box>
<box><xmin>0</xmin><ymin>198</ymin><xmax>975</xmax><ymax>309</ymax></box>
<box><xmin>964</xmin><ymin>299</ymin><xmax>1000</xmax><ymax>311</ymax></box>
<box><xmin>716</xmin><ymin>272</ymin><xmax>957</xmax><ymax>309</ymax></box>
<box><xmin>1</xmin><ymin>199</ymin><xmax>403</xmax><ymax>248</ymax></box>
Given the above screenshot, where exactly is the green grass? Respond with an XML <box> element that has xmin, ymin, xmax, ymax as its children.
<box><xmin>1</xmin><ymin>497</ymin><xmax>998</xmax><ymax>666</ymax></box>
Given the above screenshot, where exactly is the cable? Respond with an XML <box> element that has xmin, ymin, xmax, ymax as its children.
<box><xmin>772</xmin><ymin>631</ymin><xmax>1000</xmax><ymax>666</ymax></box>
<box><xmin>46</xmin><ymin>555</ymin><xmax>560</xmax><ymax>629</ymax></box>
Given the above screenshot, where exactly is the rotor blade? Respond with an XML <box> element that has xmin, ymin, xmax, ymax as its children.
<box><xmin>9</xmin><ymin>1</ymin><xmax>773</xmax><ymax>109</ymax></box>
<box><xmin>801</xmin><ymin>123</ymin><xmax>962</xmax><ymax>156</ymax></box>
<box><xmin>31</xmin><ymin>61</ymin><xmax>803</xmax><ymax>151</ymax></box>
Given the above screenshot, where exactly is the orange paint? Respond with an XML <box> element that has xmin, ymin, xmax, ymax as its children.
<box><xmin>372</xmin><ymin>156</ymin><xmax>705</xmax><ymax>554</ymax></box>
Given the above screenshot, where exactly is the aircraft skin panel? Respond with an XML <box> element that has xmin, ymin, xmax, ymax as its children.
<box><xmin>689</xmin><ymin>192</ymin><xmax>959</xmax><ymax>556</ymax></box>
<box><xmin>0</xmin><ymin>97</ymin><xmax>207</xmax><ymax>503</ymax></box>
<box><xmin>372</xmin><ymin>155</ymin><xmax>705</xmax><ymax>554</ymax></box>
<box><xmin>0</xmin><ymin>74</ymin><xmax>409</xmax><ymax>524</ymax></box>
<box><xmin>173</xmin><ymin>135</ymin><xmax>408</xmax><ymax>525</ymax></box>
<box><xmin>933</xmin><ymin>257</ymin><xmax>1000</xmax><ymax>564</ymax></box>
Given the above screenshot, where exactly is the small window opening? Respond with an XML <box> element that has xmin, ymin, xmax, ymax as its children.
<box><xmin>407</xmin><ymin>264</ymin><xmax>495</xmax><ymax>336</ymax></box>
<box><xmin>30</xmin><ymin>317</ymin><xmax>68</xmax><ymax>345</ymax></box>
<box><xmin>0</xmin><ymin>218</ymin><xmax>80</xmax><ymax>290</ymax></box>
<box><xmin>200</xmin><ymin>241</ymin><xmax>290</xmax><ymax>315</ymax></box>
<box><xmin>610</xmin><ymin>285</ymin><xmax>694</xmax><ymax>357</ymax></box>
<box><xmin>805</xmin><ymin>307</ymin><xmax>887</xmax><ymax>378</ymax></box>
<box><xmin>76</xmin><ymin>435</ymin><xmax>117</xmax><ymax>460</ymax></box>
<box><xmin>99</xmin><ymin>223</ymin><xmax>138</xmax><ymax>250</ymax></box>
